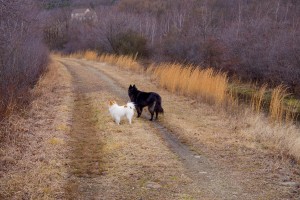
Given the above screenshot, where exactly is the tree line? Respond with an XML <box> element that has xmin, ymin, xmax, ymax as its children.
<box><xmin>1</xmin><ymin>0</ymin><xmax>299</xmax><ymax>118</ymax></box>
<box><xmin>45</xmin><ymin>0</ymin><xmax>300</xmax><ymax>95</ymax></box>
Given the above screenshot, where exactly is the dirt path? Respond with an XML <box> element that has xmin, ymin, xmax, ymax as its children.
<box><xmin>57</xmin><ymin>57</ymin><xmax>300</xmax><ymax>200</ymax></box>
<box><xmin>59</xmin><ymin>60</ymin><xmax>195</xmax><ymax>199</ymax></box>
<box><xmin>64</xmin><ymin>65</ymin><xmax>104</xmax><ymax>198</ymax></box>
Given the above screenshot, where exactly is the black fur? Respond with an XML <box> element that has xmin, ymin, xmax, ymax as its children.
<box><xmin>128</xmin><ymin>84</ymin><xmax>164</xmax><ymax>121</ymax></box>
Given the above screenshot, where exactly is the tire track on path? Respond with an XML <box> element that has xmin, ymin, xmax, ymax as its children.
<box><xmin>62</xmin><ymin>61</ymin><xmax>104</xmax><ymax>199</ymax></box>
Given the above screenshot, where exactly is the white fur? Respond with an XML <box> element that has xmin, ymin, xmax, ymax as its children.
<box><xmin>109</xmin><ymin>102</ymin><xmax>135</xmax><ymax>125</ymax></box>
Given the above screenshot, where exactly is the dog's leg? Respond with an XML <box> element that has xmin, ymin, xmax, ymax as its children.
<box><xmin>148</xmin><ymin>102</ymin><xmax>156</xmax><ymax>121</ymax></box>
<box><xmin>150</xmin><ymin>113</ymin><xmax>154</xmax><ymax>121</ymax></box>
<box><xmin>127</xmin><ymin>115</ymin><xmax>132</xmax><ymax>124</ymax></box>
<box><xmin>155</xmin><ymin>111</ymin><xmax>158</xmax><ymax>120</ymax></box>
<box><xmin>148</xmin><ymin>107</ymin><xmax>154</xmax><ymax>121</ymax></box>
<box><xmin>137</xmin><ymin>106</ymin><xmax>142</xmax><ymax>118</ymax></box>
<box><xmin>115</xmin><ymin>116</ymin><xmax>120</xmax><ymax>125</ymax></box>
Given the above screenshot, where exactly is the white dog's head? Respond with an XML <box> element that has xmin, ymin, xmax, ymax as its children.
<box><xmin>108</xmin><ymin>100</ymin><xmax>117</xmax><ymax>107</ymax></box>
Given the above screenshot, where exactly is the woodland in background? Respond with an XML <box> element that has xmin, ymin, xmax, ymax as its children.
<box><xmin>43</xmin><ymin>0</ymin><xmax>300</xmax><ymax>95</ymax></box>
<box><xmin>1</xmin><ymin>0</ymin><xmax>299</xmax><ymax>118</ymax></box>
<box><xmin>0</xmin><ymin>0</ymin><xmax>48</xmax><ymax>117</ymax></box>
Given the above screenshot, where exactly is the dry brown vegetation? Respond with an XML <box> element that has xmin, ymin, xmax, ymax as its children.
<box><xmin>251</xmin><ymin>84</ymin><xmax>267</xmax><ymax>113</ymax></box>
<box><xmin>67</xmin><ymin>50</ymin><xmax>142</xmax><ymax>71</ymax></box>
<box><xmin>69</xmin><ymin>51</ymin><xmax>300</xmax><ymax>163</ymax></box>
<box><xmin>0</xmin><ymin>60</ymin><xmax>73</xmax><ymax>199</ymax></box>
<box><xmin>2</xmin><ymin>53</ymin><xmax>298</xmax><ymax>199</ymax></box>
<box><xmin>148</xmin><ymin>63</ymin><xmax>228</xmax><ymax>105</ymax></box>
<box><xmin>54</xmin><ymin>57</ymin><xmax>204</xmax><ymax>199</ymax></box>
<box><xmin>269</xmin><ymin>85</ymin><xmax>289</xmax><ymax>124</ymax></box>
<box><xmin>68</xmin><ymin>56</ymin><xmax>300</xmax><ymax>198</ymax></box>
<box><xmin>0</xmin><ymin>0</ymin><xmax>49</xmax><ymax>117</ymax></box>
<box><xmin>72</xmin><ymin>51</ymin><xmax>298</xmax><ymax>124</ymax></box>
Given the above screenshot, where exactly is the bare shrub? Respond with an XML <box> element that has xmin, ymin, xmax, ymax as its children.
<box><xmin>51</xmin><ymin>0</ymin><xmax>300</xmax><ymax>95</ymax></box>
<box><xmin>42</xmin><ymin>7</ymin><xmax>70</xmax><ymax>49</ymax></box>
<box><xmin>110</xmin><ymin>30</ymin><xmax>149</xmax><ymax>58</ymax></box>
<box><xmin>0</xmin><ymin>0</ymin><xmax>49</xmax><ymax>117</ymax></box>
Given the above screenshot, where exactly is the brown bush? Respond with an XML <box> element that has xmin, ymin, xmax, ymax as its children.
<box><xmin>0</xmin><ymin>0</ymin><xmax>49</xmax><ymax>118</ymax></box>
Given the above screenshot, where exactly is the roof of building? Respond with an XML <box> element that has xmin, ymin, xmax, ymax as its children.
<box><xmin>71</xmin><ymin>8</ymin><xmax>92</xmax><ymax>14</ymax></box>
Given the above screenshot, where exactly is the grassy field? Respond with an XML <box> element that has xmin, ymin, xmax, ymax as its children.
<box><xmin>60</xmin><ymin>51</ymin><xmax>300</xmax><ymax>163</ymax></box>
<box><xmin>66</xmin><ymin>50</ymin><xmax>300</xmax><ymax>124</ymax></box>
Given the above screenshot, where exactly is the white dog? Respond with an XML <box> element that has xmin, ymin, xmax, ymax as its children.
<box><xmin>108</xmin><ymin>100</ymin><xmax>135</xmax><ymax>125</ymax></box>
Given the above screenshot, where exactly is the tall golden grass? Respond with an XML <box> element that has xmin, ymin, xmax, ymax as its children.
<box><xmin>251</xmin><ymin>84</ymin><xmax>267</xmax><ymax>113</ymax></box>
<box><xmin>68</xmin><ymin>50</ymin><xmax>141</xmax><ymax>72</ymax></box>
<box><xmin>269</xmin><ymin>85</ymin><xmax>288</xmax><ymax>124</ymax></box>
<box><xmin>62</xmin><ymin>50</ymin><xmax>299</xmax><ymax>124</ymax></box>
<box><xmin>285</xmin><ymin>102</ymin><xmax>300</xmax><ymax>124</ymax></box>
<box><xmin>149</xmin><ymin>63</ymin><xmax>228</xmax><ymax>105</ymax></box>
<box><xmin>97</xmin><ymin>53</ymin><xmax>141</xmax><ymax>71</ymax></box>
<box><xmin>84</xmin><ymin>51</ymin><xmax>98</xmax><ymax>61</ymax></box>
<box><xmin>68</xmin><ymin>51</ymin><xmax>84</xmax><ymax>59</ymax></box>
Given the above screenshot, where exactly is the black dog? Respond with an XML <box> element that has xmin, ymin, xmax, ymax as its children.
<box><xmin>128</xmin><ymin>84</ymin><xmax>164</xmax><ymax>121</ymax></box>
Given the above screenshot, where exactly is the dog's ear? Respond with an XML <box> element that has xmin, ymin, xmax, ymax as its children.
<box><xmin>129</xmin><ymin>84</ymin><xmax>132</xmax><ymax>88</ymax></box>
<box><xmin>108</xmin><ymin>100</ymin><xmax>116</xmax><ymax>106</ymax></box>
<box><xmin>133</xmin><ymin>84</ymin><xmax>136</xmax><ymax>88</ymax></box>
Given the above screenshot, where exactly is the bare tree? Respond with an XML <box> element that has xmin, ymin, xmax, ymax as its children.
<box><xmin>56</xmin><ymin>0</ymin><xmax>300</xmax><ymax>94</ymax></box>
<box><xmin>0</xmin><ymin>0</ymin><xmax>48</xmax><ymax>117</ymax></box>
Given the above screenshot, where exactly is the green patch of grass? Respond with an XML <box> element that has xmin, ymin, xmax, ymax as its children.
<box><xmin>285</xmin><ymin>97</ymin><xmax>300</xmax><ymax>112</ymax></box>
<box><xmin>229</xmin><ymin>83</ymin><xmax>300</xmax><ymax>121</ymax></box>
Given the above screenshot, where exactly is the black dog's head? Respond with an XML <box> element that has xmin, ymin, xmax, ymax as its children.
<box><xmin>128</xmin><ymin>84</ymin><xmax>138</xmax><ymax>101</ymax></box>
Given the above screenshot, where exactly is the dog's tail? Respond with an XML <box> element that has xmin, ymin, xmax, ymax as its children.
<box><xmin>155</xmin><ymin>100</ymin><xmax>164</xmax><ymax>113</ymax></box>
<box><xmin>126</xmin><ymin>102</ymin><xmax>135</xmax><ymax>110</ymax></box>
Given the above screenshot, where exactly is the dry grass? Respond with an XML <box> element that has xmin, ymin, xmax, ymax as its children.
<box><xmin>0</xmin><ymin>59</ymin><xmax>73</xmax><ymax>199</ymax></box>
<box><xmin>86</xmin><ymin>57</ymin><xmax>300</xmax><ymax>164</ymax></box>
<box><xmin>285</xmin><ymin>102</ymin><xmax>300</xmax><ymax>124</ymax></box>
<box><xmin>269</xmin><ymin>85</ymin><xmax>289</xmax><ymax>124</ymax></box>
<box><xmin>68</xmin><ymin>51</ymin><xmax>84</xmax><ymax>59</ymax></box>
<box><xmin>52</xmin><ymin>58</ymin><xmax>196</xmax><ymax>199</ymax></box>
<box><xmin>89</xmin><ymin>92</ymin><xmax>194</xmax><ymax>199</ymax></box>
<box><xmin>85</xmin><ymin>59</ymin><xmax>300</xmax><ymax>198</ymax></box>
<box><xmin>149</xmin><ymin>63</ymin><xmax>228</xmax><ymax>105</ymax></box>
<box><xmin>251</xmin><ymin>84</ymin><xmax>267</xmax><ymax>113</ymax></box>
<box><xmin>241</xmin><ymin>109</ymin><xmax>300</xmax><ymax>160</ymax></box>
<box><xmin>60</xmin><ymin>51</ymin><xmax>300</xmax><ymax>163</ymax></box>
<box><xmin>97</xmin><ymin>53</ymin><xmax>141</xmax><ymax>71</ymax></box>
<box><xmin>67</xmin><ymin>50</ymin><xmax>141</xmax><ymax>72</ymax></box>
<box><xmin>84</xmin><ymin>50</ymin><xmax>98</xmax><ymax>61</ymax></box>
<box><xmin>64</xmin><ymin>51</ymin><xmax>300</xmax><ymax>125</ymax></box>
